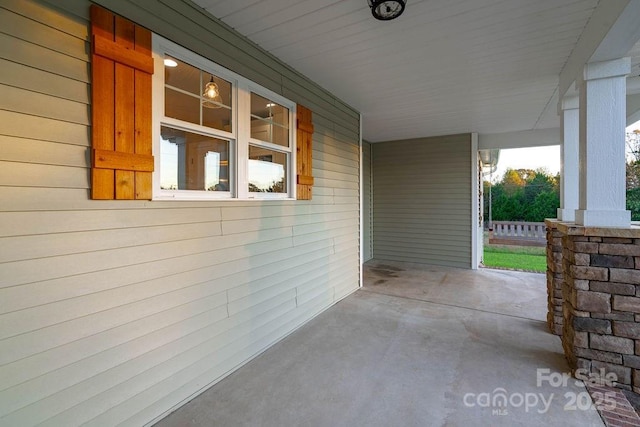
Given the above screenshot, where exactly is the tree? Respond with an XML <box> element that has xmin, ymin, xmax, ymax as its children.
<box><xmin>627</xmin><ymin>129</ymin><xmax>640</xmax><ymax>189</ymax></box>
<box><xmin>625</xmin><ymin>128</ymin><xmax>640</xmax><ymax>220</ymax></box>
<box><xmin>492</xmin><ymin>189</ymin><xmax>525</xmax><ymax>221</ymax></box>
<box><xmin>523</xmin><ymin>169</ymin><xmax>556</xmax><ymax>205</ymax></box>
<box><xmin>525</xmin><ymin>191</ymin><xmax>560</xmax><ymax>222</ymax></box>
<box><xmin>501</xmin><ymin>169</ymin><xmax>527</xmax><ymax>195</ymax></box>
<box><xmin>626</xmin><ymin>188</ymin><xmax>640</xmax><ymax>221</ymax></box>
<box><xmin>485</xmin><ymin>168</ymin><xmax>559</xmax><ymax>223</ymax></box>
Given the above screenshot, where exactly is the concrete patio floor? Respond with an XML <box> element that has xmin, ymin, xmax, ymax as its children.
<box><xmin>155</xmin><ymin>261</ymin><xmax>603</xmax><ymax>427</ymax></box>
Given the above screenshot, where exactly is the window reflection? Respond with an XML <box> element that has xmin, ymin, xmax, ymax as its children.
<box><xmin>164</xmin><ymin>56</ymin><xmax>232</xmax><ymax>133</ymax></box>
<box><xmin>248</xmin><ymin>145</ymin><xmax>287</xmax><ymax>193</ymax></box>
<box><xmin>164</xmin><ymin>56</ymin><xmax>199</xmax><ymax>94</ymax></box>
<box><xmin>250</xmin><ymin>93</ymin><xmax>289</xmax><ymax>147</ymax></box>
<box><xmin>160</xmin><ymin>126</ymin><xmax>230</xmax><ymax>192</ymax></box>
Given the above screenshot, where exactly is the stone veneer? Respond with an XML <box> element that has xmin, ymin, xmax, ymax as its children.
<box><xmin>556</xmin><ymin>222</ymin><xmax>640</xmax><ymax>393</ymax></box>
<box><xmin>546</xmin><ymin>219</ymin><xmax>564</xmax><ymax>335</ymax></box>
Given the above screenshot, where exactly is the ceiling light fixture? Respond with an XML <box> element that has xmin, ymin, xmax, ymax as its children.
<box><xmin>164</xmin><ymin>58</ymin><xmax>178</xmax><ymax>67</ymax></box>
<box><xmin>202</xmin><ymin>76</ymin><xmax>222</xmax><ymax>109</ymax></box>
<box><xmin>266</xmin><ymin>103</ymin><xmax>276</xmax><ymax>118</ymax></box>
<box><xmin>368</xmin><ymin>0</ymin><xmax>406</xmax><ymax>21</ymax></box>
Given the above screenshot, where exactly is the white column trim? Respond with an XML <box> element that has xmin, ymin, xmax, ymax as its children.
<box><xmin>558</xmin><ymin>96</ymin><xmax>579</xmax><ymax>222</ymax></box>
<box><xmin>359</xmin><ymin>113</ymin><xmax>364</xmax><ymax>288</ymax></box>
<box><xmin>583</xmin><ymin>57</ymin><xmax>631</xmax><ymax>80</ymax></box>
<box><xmin>471</xmin><ymin>133</ymin><xmax>480</xmax><ymax>270</ymax></box>
<box><xmin>575</xmin><ymin>58</ymin><xmax>631</xmax><ymax>227</ymax></box>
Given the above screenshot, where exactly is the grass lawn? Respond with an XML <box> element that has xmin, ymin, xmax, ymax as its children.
<box><xmin>483</xmin><ymin>244</ymin><xmax>547</xmax><ymax>273</ymax></box>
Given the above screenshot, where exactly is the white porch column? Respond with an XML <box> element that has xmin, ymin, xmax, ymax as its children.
<box><xmin>557</xmin><ymin>96</ymin><xmax>579</xmax><ymax>222</ymax></box>
<box><xmin>575</xmin><ymin>57</ymin><xmax>631</xmax><ymax>227</ymax></box>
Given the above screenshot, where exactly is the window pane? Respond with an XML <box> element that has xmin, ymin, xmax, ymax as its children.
<box><xmin>164</xmin><ymin>56</ymin><xmax>199</xmax><ymax>95</ymax></box>
<box><xmin>250</xmin><ymin>92</ymin><xmax>289</xmax><ymax>147</ymax></box>
<box><xmin>160</xmin><ymin>126</ymin><xmax>230</xmax><ymax>192</ymax></box>
<box><xmin>202</xmin><ymin>75</ymin><xmax>232</xmax><ymax>110</ymax></box>
<box><xmin>201</xmin><ymin>74</ymin><xmax>232</xmax><ymax>131</ymax></box>
<box><xmin>164</xmin><ymin>56</ymin><xmax>233</xmax><ymax>131</ymax></box>
<box><xmin>248</xmin><ymin>145</ymin><xmax>287</xmax><ymax>193</ymax></box>
<box><xmin>165</xmin><ymin>88</ymin><xmax>200</xmax><ymax>125</ymax></box>
<box><xmin>203</xmin><ymin>104</ymin><xmax>232</xmax><ymax>133</ymax></box>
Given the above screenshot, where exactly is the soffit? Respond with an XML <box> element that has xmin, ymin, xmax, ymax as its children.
<box><xmin>192</xmin><ymin>0</ymin><xmax>602</xmax><ymax>142</ymax></box>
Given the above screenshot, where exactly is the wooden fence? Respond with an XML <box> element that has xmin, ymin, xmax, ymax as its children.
<box><xmin>489</xmin><ymin>221</ymin><xmax>547</xmax><ymax>246</ymax></box>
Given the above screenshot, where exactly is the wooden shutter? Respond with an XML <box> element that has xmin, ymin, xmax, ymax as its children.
<box><xmin>296</xmin><ymin>105</ymin><xmax>314</xmax><ymax>200</ymax></box>
<box><xmin>90</xmin><ymin>5</ymin><xmax>154</xmax><ymax>200</ymax></box>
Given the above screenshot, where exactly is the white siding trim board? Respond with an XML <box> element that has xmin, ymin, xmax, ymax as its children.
<box><xmin>471</xmin><ymin>132</ymin><xmax>481</xmax><ymax>269</ymax></box>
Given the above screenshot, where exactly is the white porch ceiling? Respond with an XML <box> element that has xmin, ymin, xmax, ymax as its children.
<box><xmin>192</xmin><ymin>0</ymin><xmax>639</xmax><ymax>142</ymax></box>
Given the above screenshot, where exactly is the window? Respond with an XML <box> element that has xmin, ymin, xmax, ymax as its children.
<box><xmin>249</xmin><ymin>93</ymin><xmax>291</xmax><ymax>195</ymax></box>
<box><xmin>159</xmin><ymin>126</ymin><xmax>230</xmax><ymax>191</ymax></box>
<box><xmin>250</xmin><ymin>92</ymin><xmax>289</xmax><ymax>147</ymax></box>
<box><xmin>152</xmin><ymin>36</ymin><xmax>296</xmax><ymax>200</ymax></box>
<box><xmin>164</xmin><ymin>56</ymin><xmax>232</xmax><ymax>133</ymax></box>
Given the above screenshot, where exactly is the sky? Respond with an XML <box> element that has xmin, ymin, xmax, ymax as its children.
<box><xmin>492</xmin><ymin>145</ymin><xmax>560</xmax><ymax>181</ymax></box>
<box><xmin>490</xmin><ymin>119</ymin><xmax>640</xmax><ymax>182</ymax></box>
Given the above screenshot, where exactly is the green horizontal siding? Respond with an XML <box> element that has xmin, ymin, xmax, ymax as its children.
<box><xmin>372</xmin><ymin>134</ymin><xmax>472</xmax><ymax>268</ymax></box>
<box><xmin>0</xmin><ymin>0</ymin><xmax>361</xmax><ymax>425</ymax></box>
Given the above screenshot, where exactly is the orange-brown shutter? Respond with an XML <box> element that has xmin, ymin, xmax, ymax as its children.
<box><xmin>296</xmin><ymin>105</ymin><xmax>314</xmax><ymax>200</ymax></box>
<box><xmin>90</xmin><ymin>5</ymin><xmax>154</xmax><ymax>200</ymax></box>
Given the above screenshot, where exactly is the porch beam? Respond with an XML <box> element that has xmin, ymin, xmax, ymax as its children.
<box><xmin>627</xmin><ymin>93</ymin><xmax>640</xmax><ymax>127</ymax></box>
<box><xmin>627</xmin><ymin>76</ymin><xmax>640</xmax><ymax>95</ymax></box>
<box><xmin>477</xmin><ymin>128</ymin><xmax>560</xmax><ymax>150</ymax></box>
<box><xmin>627</xmin><ymin>77</ymin><xmax>640</xmax><ymax>125</ymax></box>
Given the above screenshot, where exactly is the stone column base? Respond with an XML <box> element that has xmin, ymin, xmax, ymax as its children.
<box><xmin>545</xmin><ymin>219</ymin><xmax>564</xmax><ymax>335</ymax></box>
<box><xmin>558</xmin><ymin>222</ymin><xmax>640</xmax><ymax>393</ymax></box>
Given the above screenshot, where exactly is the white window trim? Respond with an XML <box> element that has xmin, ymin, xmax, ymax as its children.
<box><xmin>244</xmin><ymin>83</ymin><xmax>295</xmax><ymax>199</ymax></box>
<box><xmin>152</xmin><ymin>34</ymin><xmax>296</xmax><ymax>201</ymax></box>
